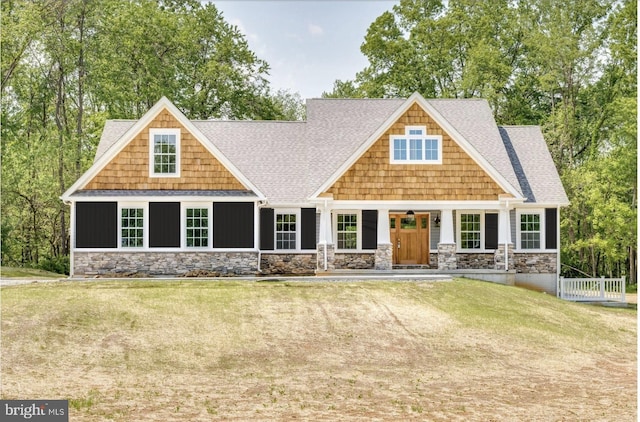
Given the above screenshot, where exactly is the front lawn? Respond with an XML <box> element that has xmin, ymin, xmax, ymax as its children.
<box><xmin>1</xmin><ymin>279</ymin><xmax>636</xmax><ymax>420</ymax></box>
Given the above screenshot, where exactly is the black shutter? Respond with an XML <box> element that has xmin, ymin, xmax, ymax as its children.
<box><xmin>545</xmin><ymin>208</ymin><xmax>557</xmax><ymax>249</ymax></box>
<box><xmin>301</xmin><ymin>208</ymin><xmax>317</xmax><ymax>249</ymax></box>
<box><xmin>362</xmin><ymin>210</ymin><xmax>378</xmax><ymax>250</ymax></box>
<box><xmin>485</xmin><ymin>213</ymin><xmax>498</xmax><ymax>249</ymax></box>
<box><xmin>213</xmin><ymin>202</ymin><xmax>254</xmax><ymax>248</ymax></box>
<box><xmin>76</xmin><ymin>202</ymin><xmax>117</xmax><ymax>248</ymax></box>
<box><xmin>260</xmin><ymin>208</ymin><xmax>274</xmax><ymax>250</ymax></box>
<box><xmin>149</xmin><ymin>202</ymin><xmax>180</xmax><ymax>247</ymax></box>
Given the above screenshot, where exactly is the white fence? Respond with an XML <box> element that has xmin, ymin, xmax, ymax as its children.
<box><xmin>558</xmin><ymin>276</ymin><xmax>626</xmax><ymax>302</ymax></box>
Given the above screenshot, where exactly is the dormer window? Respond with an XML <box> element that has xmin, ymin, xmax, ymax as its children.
<box><xmin>149</xmin><ymin>128</ymin><xmax>180</xmax><ymax>177</ymax></box>
<box><xmin>390</xmin><ymin>126</ymin><xmax>442</xmax><ymax>164</ymax></box>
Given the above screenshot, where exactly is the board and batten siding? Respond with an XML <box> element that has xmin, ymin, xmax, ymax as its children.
<box><xmin>324</xmin><ymin>103</ymin><xmax>507</xmax><ymax>201</ymax></box>
<box><xmin>85</xmin><ymin>110</ymin><xmax>246</xmax><ymax>191</ymax></box>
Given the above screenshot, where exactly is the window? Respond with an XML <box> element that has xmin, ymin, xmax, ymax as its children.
<box><xmin>276</xmin><ymin>213</ymin><xmax>297</xmax><ymax>250</ymax></box>
<box><xmin>520</xmin><ymin>213</ymin><xmax>541</xmax><ymax>249</ymax></box>
<box><xmin>390</xmin><ymin>126</ymin><xmax>442</xmax><ymax>164</ymax></box>
<box><xmin>121</xmin><ymin>207</ymin><xmax>144</xmax><ymax>247</ymax></box>
<box><xmin>459</xmin><ymin>213</ymin><xmax>481</xmax><ymax>250</ymax></box>
<box><xmin>393</xmin><ymin>139</ymin><xmax>407</xmax><ymax>161</ymax></box>
<box><xmin>186</xmin><ymin>208</ymin><xmax>209</xmax><ymax>248</ymax></box>
<box><xmin>337</xmin><ymin>213</ymin><xmax>358</xmax><ymax>250</ymax></box>
<box><xmin>149</xmin><ymin>128</ymin><xmax>180</xmax><ymax>176</ymax></box>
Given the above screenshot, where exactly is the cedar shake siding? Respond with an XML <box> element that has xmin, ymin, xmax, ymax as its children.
<box><xmin>325</xmin><ymin>103</ymin><xmax>507</xmax><ymax>201</ymax></box>
<box><xmin>85</xmin><ymin>110</ymin><xmax>246</xmax><ymax>191</ymax></box>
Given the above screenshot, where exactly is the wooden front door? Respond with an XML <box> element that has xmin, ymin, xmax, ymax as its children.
<box><xmin>390</xmin><ymin>213</ymin><xmax>430</xmax><ymax>265</ymax></box>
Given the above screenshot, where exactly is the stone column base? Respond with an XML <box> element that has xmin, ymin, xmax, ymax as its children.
<box><xmin>316</xmin><ymin>243</ymin><xmax>335</xmax><ymax>272</ymax></box>
<box><xmin>437</xmin><ymin>243</ymin><xmax>457</xmax><ymax>270</ymax></box>
<box><xmin>494</xmin><ymin>244</ymin><xmax>514</xmax><ymax>271</ymax></box>
<box><xmin>375</xmin><ymin>243</ymin><xmax>393</xmax><ymax>270</ymax></box>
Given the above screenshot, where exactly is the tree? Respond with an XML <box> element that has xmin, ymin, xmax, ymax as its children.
<box><xmin>1</xmin><ymin>0</ymin><xmax>290</xmax><ymax>271</ymax></box>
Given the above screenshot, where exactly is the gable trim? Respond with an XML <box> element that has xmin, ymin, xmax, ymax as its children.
<box><xmin>61</xmin><ymin>97</ymin><xmax>265</xmax><ymax>201</ymax></box>
<box><xmin>308</xmin><ymin>92</ymin><xmax>524</xmax><ymax>201</ymax></box>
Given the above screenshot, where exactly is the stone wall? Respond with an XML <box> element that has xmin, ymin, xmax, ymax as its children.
<box><xmin>260</xmin><ymin>253</ymin><xmax>316</xmax><ymax>275</ymax></box>
<box><xmin>437</xmin><ymin>243</ymin><xmax>457</xmax><ymax>270</ymax></box>
<box><xmin>374</xmin><ymin>244</ymin><xmax>393</xmax><ymax>270</ymax></box>
<box><xmin>333</xmin><ymin>253</ymin><xmax>375</xmax><ymax>270</ymax></box>
<box><xmin>513</xmin><ymin>253</ymin><xmax>557</xmax><ymax>274</ymax></box>
<box><xmin>74</xmin><ymin>251</ymin><xmax>258</xmax><ymax>276</ymax></box>
<box><xmin>316</xmin><ymin>244</ymin><xmax>335</xmax><ymax>272</ymax></box>
<box><xmin>494</xmin><ymin>244</ymin><xmax>515</xmax><ymax>271</ymax></box>
<box><xmin>456</xmin><ymin>253</ymin><xmax>495</xmax><ymax>269</ymax></box>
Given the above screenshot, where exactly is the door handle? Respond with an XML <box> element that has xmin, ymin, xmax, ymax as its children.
<box><xmin>397</xmin><ymin>239</ymin><xmax>401</xmax><ymax>249</ymax></box>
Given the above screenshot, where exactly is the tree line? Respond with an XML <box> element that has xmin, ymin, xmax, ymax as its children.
<box><xmin>2</xmin><ymin>0</ymin><xmax>636</xmax><ymax>283</ymax></box>
<box><xmin>1</xmin><ymin>0</ymin><xmax>303</xmax><ymax>273</ymax></box>
<box><xmin>324</xmin><ymin>0</ymin><xmax>636</xmax><ymax>283</ymax></box>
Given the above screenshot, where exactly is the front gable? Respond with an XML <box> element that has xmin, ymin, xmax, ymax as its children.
<box><xmin>319</xmin><ymin>96</ymin><xmax>519</xmax><ymax>201</ymax></box>
<box><xmin>62</xmin><ymin>97</ymin><xmax>264</xmax><ymax>200</ymax></box>
<box><xmin>85</xmin><ymin>110</ymin><xmax>245</xmax><ymax>190</ymax></box>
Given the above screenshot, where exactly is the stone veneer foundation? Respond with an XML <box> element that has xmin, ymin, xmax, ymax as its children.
<box><xmin>494</xmin><ymin>244</ymin><xmax>515</xmax><ymax>271</ymax></box>
<box><xmin>375</xmin><ymin>244</ymin><xmax>393</xmax><ymax>270</ymax></box>
<box><xmin>513</xmin><ymin>253</ymin><xmax>557</xmax><ymax>273</ymax></box>
<box><xmin>333</xmin><ymin>253</ymin><xmax>375</xmax><ymax>270</ymax></box>
<box><xmin>456</xmin><ymin>253</ymin><xmax>495</xmax><ymax>270</ymax></box>
<box><xmin>316</xmin><ymin>244</ymin><xmax>335</xmax><ymax>272</ymax></box>
<box><xmin>74</xmin><ymin>251</ymin><xmax>258</xmax><ymax>276</ymax></box>
<box><xmin>260</xmin><ymin>253</ymin><xmax>316</xmax><ymax>275</ymax></box>
<box><xmin>437</xmin><ymin>243</ymin><xmax>457</xmax><ymax>270</ymax></box>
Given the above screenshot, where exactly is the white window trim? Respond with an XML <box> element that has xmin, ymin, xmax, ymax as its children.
<box><xmin>182</xmin><ymin>202</ymin><xmax>212</xmax><ymax>250</ymax></box>
<box><xmin>149</xmin><ymin>128</ymin><xmax>181</xmax><ymax>178</ymax></box>
<box><xmin>516</xmin><ymin>209</ymin><xmax>546</xmax><ymax>252</ymax></box>
<box><xmin>118</xmin><ymin>202</ymin><xmax>148</xmax><ymax>249</ymax></box>
<box><xmin>389</xmin><ymin>125</ymin><xmax>443</xmax><ymax>165</ymax></box>
<box><xmin>274</xmin><ymin>209</ymin><xmax>301</xmax><ymax>252</ymax></box>
<box><xmin>456</xmin><ymin>210</ymin><xmax>486</xmax><ymax>252</ymax></box>
<box><xmin>333</xmin><ymin>210</ymin><xmax>362</xmax><ymax>252</ymax></box>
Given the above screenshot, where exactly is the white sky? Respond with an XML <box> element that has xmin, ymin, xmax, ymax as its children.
<box><xmin>212</xmin><ymin>0</ymin><xmax>399</xmax><ymax>99</ymax></box>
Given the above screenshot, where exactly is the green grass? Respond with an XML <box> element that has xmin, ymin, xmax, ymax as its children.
<box><xmin>0</xmin><ymin>266</ymin><xmax>67</xmax><ymax>278</ymax></box>
<box><xmin>1</xmin><ymin>279</ymin><xmax>636</xmax><ymax>421</ymax></box>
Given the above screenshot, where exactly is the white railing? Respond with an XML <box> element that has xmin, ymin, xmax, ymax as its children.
<box><xmin>558</xmin><ymin>276</ymin><xmax>626</xmax><ymax>302</ymax></box>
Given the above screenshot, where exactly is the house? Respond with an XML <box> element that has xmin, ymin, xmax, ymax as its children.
<box><xmin>61</xmin><ymin>92</ymin><xmax>569</xmax><ymax>293</ymax></box>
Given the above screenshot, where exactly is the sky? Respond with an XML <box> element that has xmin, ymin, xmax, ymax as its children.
<box><xmin>212</xmin><ymin>0</ymin><xmax>399</xmax><ymax>99</ymax></box>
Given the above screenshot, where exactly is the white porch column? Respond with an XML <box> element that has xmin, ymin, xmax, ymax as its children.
<box><xmin>317</xmin><ymin>204</ymin><xmax>335</xmax><ymax>272</ymax></box>
<box><xmin>437</xmin><ymin>209</ymin><xmax>457</xmax><ymax>270</ymax></box>
<box><xmin>496</xmin><ymin>207</ymin><xmax>514</xmax><ymax>271</ymax></box>
<box><xmin>439</xmin><ymin>209</ymin><xmax>455</xmax><ymax>244</ymax></box>
<box><xmin>377</xmin><ymin>209</ymin><xmax>391</xmax><ymax>245</ymax></box>
<box><xmin>375</xmin><ymin>209</ymin><xmax>392</xmax><ymax>270</ymax></box>
<box><xmin>318</xmin><ymin>205</ymin><xmax>333</xmax><ymax>245</ymax></box>
<box><xmin>498</xmin><ymin>208</ymin><xmax>511</xmax><ymax>245</ymax></box>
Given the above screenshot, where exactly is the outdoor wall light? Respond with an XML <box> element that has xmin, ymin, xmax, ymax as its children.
<box><xmin>434</xmin><ymin>215</ymin><xmax>441</xmax><ymax>227</ymax></box>
<box><xmin>406</xmin><ymin>210</ymin><xmax>415</xmax><ymax>221</ymax></box>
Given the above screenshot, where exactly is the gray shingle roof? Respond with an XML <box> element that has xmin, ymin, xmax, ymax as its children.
<box><xmin>499</xmin><ymin>126</ymin><xmax>569</xmax><ymax>204</ymax></box>
<box><xmin>90</xmin><ymin>96</ymin><xmax>567</xmax><ymax>205</ymax></box>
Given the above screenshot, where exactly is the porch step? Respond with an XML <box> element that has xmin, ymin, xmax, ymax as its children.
<box><xmin>393</xmin><ymin>265</ymin><xmax>431</xmax><ymax>270</ymax></box>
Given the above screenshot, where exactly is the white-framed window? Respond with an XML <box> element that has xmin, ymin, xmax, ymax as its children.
<box><xmin>458</xmin><ymin>212</ymin><xmax>482</xmax><ymax>250</ymax></box>
<box><xmin>185</xmin><ymin>207</ymin><xmax>209</xmax><ymax>248</ymax></box>
<box><xmin>149</xmin><ymin>128</ymin><xmax>180</xmax><ymax>177</ymax></box>
<box><xmin>390</xmin><ymin>126</ymin><xmax>442</xmax><ymax>164</ymax></box>
<box><xmin>517</xmin><ymin>210</ymin><xmax>545</xmax><ymax>250</ymax></box>
<box><xmin>335</xmin><ymin>212</ymin><xmax>359</xmax><ymax>250</ymax></box>
<box><xmin>275</xmin><ymin>211</ymin><xmax>298</xmax><ymax>250</ymax></box>
<box><xmin>119</xmin><ymin>203</ymin><xmax>147</xmax><ymax>248</ymax></box>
